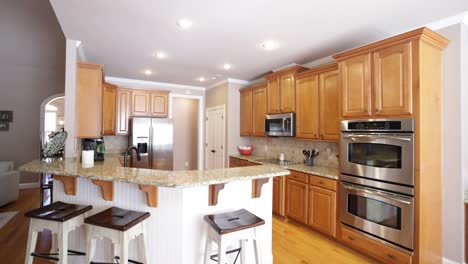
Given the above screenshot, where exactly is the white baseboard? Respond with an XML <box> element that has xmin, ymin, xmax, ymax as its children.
<box><xmin>19</xmin><ymin>182</ymin><xmax>40</xmax><ymax>189</ymax></box>
<box><xmin>443</xmin><ymin>257</ymin><xmax>463</xmax><ymax>264</ymax></box>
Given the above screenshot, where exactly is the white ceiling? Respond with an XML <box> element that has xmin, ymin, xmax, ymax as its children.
<box><xmin>49</xmin><ymin>0</ymin><xmax>468</xmax><ymax>87</ymax></box>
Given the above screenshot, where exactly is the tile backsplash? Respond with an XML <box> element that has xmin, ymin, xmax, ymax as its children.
<box><xmin>250</xmin><ymin>137</ymin><xmax>339</xmax><ymax>168</ymax></box>
<box><xmin>103</xmin><ymin>136</ymin><xmax>129</xmax><ymax>154</ymax></box>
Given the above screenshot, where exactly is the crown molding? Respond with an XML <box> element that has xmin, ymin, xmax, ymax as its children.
<box><xmin>206</xmin><ymin>78</ymin><xmax>250</xmax><ymax>90</ymax></box>
<box><xmin>105</xmin><ymin>76</ymin><xmax>206</xmax><ymax>91</ymax></box>
<box><xmin>425</xmin><ymin>12</ymin><xmax>468</xmax><ymax>30</ymax></box>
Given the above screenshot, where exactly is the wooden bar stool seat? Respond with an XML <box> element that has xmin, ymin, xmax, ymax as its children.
<box><xmin>85</xmin><ymin>207</ymin><xmax>150</xmax><ymax>264</ymax></box>
<box><xmin>203</xmin><ymin>209</ymin><xmax>265</xmax><ymax>264</ymax></box>
<box><xmin>24</xmin><ymin>201</ymin><xmax>93</xmax><ymax>264</ymax></box>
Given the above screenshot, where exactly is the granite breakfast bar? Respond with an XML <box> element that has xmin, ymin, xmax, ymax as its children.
<box><xmin>20</xmin><ymin>157</ymin><xmax>290</xmax><ymax>264</ymax></box>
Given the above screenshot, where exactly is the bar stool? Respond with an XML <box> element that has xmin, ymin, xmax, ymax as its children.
<box><xmin>84</xmin><ymin>206</ymin><xmax>150</xmax><ymax>264</ymax></box>
<box><xmin>24</xmin><ymin>201</ymin><xmax>93</xmax><ymax>264</ymax></box>
<box><xmin>203</xmin><ymin>209</ymin><xmax>265</xmax><ymax>264</ymax></box>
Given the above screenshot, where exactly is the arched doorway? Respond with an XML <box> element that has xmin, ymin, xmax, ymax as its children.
<box><xmin>40</xmin><ymin>94</ymin><xmax>65</xmax><ymax>146</ymax></box>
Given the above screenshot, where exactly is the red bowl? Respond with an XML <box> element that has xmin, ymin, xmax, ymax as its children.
<box><xmin>238</xmin><ymin>146</ymin><xmax>255</xmax><ymax>156</ymax></box>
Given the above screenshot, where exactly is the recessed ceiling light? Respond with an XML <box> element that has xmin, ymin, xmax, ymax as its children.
<box><xmin>155</xmin><ymin>52</ymin><xmax>167</xmax><ymax>59</ymax></box>
<box><xmin>260</xmin><ymin>40</ymin><xmax>279</xmax><ymax>51</ymax></box>
<box><xmin>144</xmin><ymin>70</ymin><xmax>152</xmax><ymax>75</ymax></box>
<box><xmin>223</xmin><ymin>64</ymin><xmax>232</xmax><ymax>70</ymax></box>
<box><xmin>198</xmin><ymin>77</ymin><xmax>205</xmax><ymax>82</ymax></box>
<box><xmin>177</xmin><ymin>19</ymin><xmax>193</xmax><ymax>29</ymax></box>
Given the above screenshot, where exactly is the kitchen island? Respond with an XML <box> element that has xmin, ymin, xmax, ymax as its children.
<box><xmin>20</xmin><ymin>156</ymin><xmax>290</xmax><ymax>264</ymax></box>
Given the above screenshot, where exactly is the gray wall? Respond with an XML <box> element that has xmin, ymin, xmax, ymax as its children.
<box><xmin>0</xmin><ymin>0</ymin><xmax>65</xmax><ymax>183</ymax></box>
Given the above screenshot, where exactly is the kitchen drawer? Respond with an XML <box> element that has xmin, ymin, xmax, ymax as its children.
<box><xmin>288</xmin><ymin>170</ymin><xmax>308</xmax><ymax>184</ymax></box>
<box><xmin>340</xmin><ymin>226</ymin><xmax>412</xmax><ymax>264</ymax></box>
<box><xmin>309</xmin><ymin>175</ymin><xmax>337</xmax><ymax>191</ymax></box>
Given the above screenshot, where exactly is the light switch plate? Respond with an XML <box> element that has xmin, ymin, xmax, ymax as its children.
<box><xmin>0</xmin><ymin>111</ymin><xmax>13</xmax><ymax>122</ymax></box>
<box><xmin>0</xmin><ymin>122</ymin><xmax>9</xmax><ymax>131</ymax></box>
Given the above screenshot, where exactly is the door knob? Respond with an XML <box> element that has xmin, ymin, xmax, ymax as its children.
<box><xmin>211</xmin><ymin>150</ymin><xmax>216</xmax><ymax>153</ymax></box>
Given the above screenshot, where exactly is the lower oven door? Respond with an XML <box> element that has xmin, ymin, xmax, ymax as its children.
<box><xmin>340</xmin><ymin>182</ymin><xmax>414</xmax><ymax>250</ymax></box>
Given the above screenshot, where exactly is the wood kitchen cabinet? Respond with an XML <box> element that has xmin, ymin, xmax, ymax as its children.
<box><xmin>130</xmin><ymin>90</ymin><xmax>169</xmax><ymax>117</ymax></box>
<box><xmin>295</xmin><ymin>64</ymin><xmax>339</xmax><ymax>141</ymax></box>
<box><xmin>116</xmin><ymin>88</ymin><xmax>131</xmax><ymax>135</ymax></box>
<box><xmin>339</xmin><ymin>54</ymin><xmax>372</xmax><ymax>117</ymax></box>
<box><xmin>273</xmin><ymin>176</ymin><xmax>286</xmax><ymax>216</ymax></box>
<box><xmin>252</xmin><ymin>85</ymin><xmax>266</xmax><ymax>136</ymax></box>
<box><xmin>308</xmin><ymin>186</ymin><xmax>336</xmax><ymax>236</ymax></box>
<box><xmin>240</xmin><ymin>88</ymin><xmax>253</xmax><ymax>136</ymax></box>
<box><xmin>131</xmin><ymin>90</ymin><xmax>150</xmax><ymax>116</ymax></box>
<box><xmin>373</xmin><ymin>42</ymin><xmax>412</xmax><ymax>116</ymax></box>
<box><xmin>265</xmin><ymin>66</ymin><xmax>307</xmax><ymax>114</ymax></box>
<box><xmin>295</xmin><ymin>72</ymin><xmax>319</xmax><ymax>139</ymax></box>
<box><xmin>101</xmin><ymin>82</ymin><xmax>117</xmax><ymax>135</ymax></box>
<box><xmin>76</xmin><ymin>62</ymin><xmax>104</xmax><ymax>138</ymax></box>
<box><xmin>285</xmin><ymin>173</ymin><xmax>308</xmax><ymax>224</ymax></box>
<box><xmin>319</xmin><ymin>69</ymin><xmax>340</xmax><ymax>140</ymax></box>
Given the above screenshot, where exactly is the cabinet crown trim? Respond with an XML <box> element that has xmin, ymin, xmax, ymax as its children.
<box><xmin>264</xmin><ymin>65</ymin><xmax>308</xmax><ymax>79</ymax></box>
<box><xmin>239</xmin><ymin>82</ymin><xmax>267</xmax><ymax>92</ymax></box>
<box><xmin>296</xmin><ymin>63</ymin><xmax>338</xmax><ymax>78</ymax></box>
<box><xmin>333</xmin><ymin>27</ymin><xmax>449</xmax><ymax>61</ymax></box>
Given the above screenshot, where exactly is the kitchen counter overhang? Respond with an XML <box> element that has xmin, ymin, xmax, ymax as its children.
<box><xmin>19</xmin><ymin>158</ymin><xmax>290</xmax><ymax>188</ymax></box>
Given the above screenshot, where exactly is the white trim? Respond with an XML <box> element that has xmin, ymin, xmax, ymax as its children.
<box><xmin>207</xmin><ymin>78</ymin><xmax>250</xmax><ymax>90</ymax></box>
<box><xmin>425</xmin><ymin>12</ymin><xmax>468</xmax><ymax>30</ymax></box>
<box><xmin>105</xmin><ymin>76</ymin><xmax>206</xmax><ymax>91</ymax></box>
<box><xmin>19</xmin><ymin>182</ymin><xmax>40</xmax><ymax>189</ymax></box>
<box><xmin>442</xmin><ymin>257</ymin><xmax>462</xmax><ymax>264</ymax></box>
<box><xmin>169</xmin><ymin>93</ymin><xmax>205</xmax><ymax>171</ymax></box>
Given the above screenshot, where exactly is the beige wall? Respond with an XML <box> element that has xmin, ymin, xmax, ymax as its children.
<box><xmin>0</xmin><ymin>0</ymin><xmax>65</xmax><ymax>183</ymax></box>
<box><xmin>173</xmin><ymin>97</ymin><xmax>199</xmax><ymax>170</ymax></box>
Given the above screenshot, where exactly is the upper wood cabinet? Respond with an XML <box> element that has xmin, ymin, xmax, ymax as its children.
<box><xmin>295</xmin><ymin>64</ymin><xmax>339</xmax><ymax>141</ymax></box>
<box><xmin>101</xmin><ymin>83</ymin><xmax>117</xmax><ymax>135</ymax></box>
<box><xmin>296</xmin><ymin>74</ymin><xmax>319</xmax><ymax>139</ymax></box>
<box><xmin>265</xmin><ymin>66</ymin><xmax>307</xmax><ymax>114</ymax></box>
<box><xmin>149</xmin><ymin>91</ymin><xmax>169</xmax><ymax>117</ymax></box>
<box><xmin>319</xmin><ymin>69</ymin><xmax>340</xmax><ymax>140</ymax></box>
<box><xmin>307</xmin><ymin>186</ymin><xmax>336</xmax><ymax>237</ymax></box>
<box><xmin>339</xmin><ymin>54</ymin><xmax>372</xmax><ymax>117</ymax></box>
<box><xmin>116</xmin><ymin>88</ymin><xmax>131</xmax><ymax>135</ymax></box>
<box><xmin>252</xmin><ymin>85</ymin><xmax>267</xmax><ymax>136</ymax></box>
<box><xmin>240</xmin><ymin>88</ymin><xmax>253</xmax><ymax>136</ymax></box>
<box><xmin>131</xmin><ymin>91</ymin><xmax>150</xmax><ymax>116</ymax></box>
<box><xmin>130</xmin><ymin>90</ymin><xmax>169</xmax><ymax>117</ymax></box>
<box><xmin>76</xmin><ymin>62</ymin><xmax>104</xmax><ymax>138</ymax></box>
<box><xmin>373</xmin><ymin>42</ymin><xmax>412</xmax><ymax>116</ymax></box>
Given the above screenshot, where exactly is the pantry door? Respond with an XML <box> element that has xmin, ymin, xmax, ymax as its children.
<box><xmin>205</xmin><ymin>105</ymin><xmax>225</xmax><ymax>169</ymax></box>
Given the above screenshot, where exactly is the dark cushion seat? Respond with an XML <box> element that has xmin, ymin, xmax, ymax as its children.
<box><xmin>84</xmin><ymin>206</ymin><xmax>150</xmax><ymax>232</ymax></box>
<box><xmin>203</xmin><ymin>209</ymin><xmax>265</xmax><ymax>235</ymax></box>
<box><xmin>25</xmin><ymin>201</ymin><xmax>92</xmax><ymax>222</ymax></box>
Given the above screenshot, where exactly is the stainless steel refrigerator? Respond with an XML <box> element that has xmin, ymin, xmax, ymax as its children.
<box><xmin>129</xmin><ymin>117</ymin><xmax>173</xmax><ymax>170</ymax></box>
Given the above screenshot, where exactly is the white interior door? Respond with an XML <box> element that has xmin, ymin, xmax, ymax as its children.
<box><xmin>205</xmin><ymin>106</ymin><xmax>225</xmax><ymax>169</ymax></box>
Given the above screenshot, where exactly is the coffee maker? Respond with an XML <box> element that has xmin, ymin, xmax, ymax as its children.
<box><xmin>82</xmin><ymin>138</ymin><xmax>105</xmax><ymax>161</ymax></box>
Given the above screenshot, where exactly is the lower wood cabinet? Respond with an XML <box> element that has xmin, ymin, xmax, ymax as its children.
<box><xmin>340</xmin><ymin>226</ymin><xmax>412</xmax><ymax>264</ymax></box>
<box><xmin>272</xmin><ymin>177</ymin><xmax>284</xmax><ymax>216</ymax></box>
<box><xmin>285</xmin><ymin>177</ymin><xmax>308</xmax><ymax>224</ymax></box>
<box><xmin>307</xmin><ymin>186</ymin><xmax>336</xmax><ymax>236</ymax></box>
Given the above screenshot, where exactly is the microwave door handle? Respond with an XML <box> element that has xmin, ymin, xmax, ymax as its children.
<box><xmin>282</xmin><ymin>118</ymin><xmax>286</xmax><ymax>132</ymax></box>
<box><xmin>343</xmin><ymin>183</ymin><xmax>412</xmax><ymax>205</ymax></box>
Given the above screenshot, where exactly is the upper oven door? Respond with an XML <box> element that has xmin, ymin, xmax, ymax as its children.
<box><xmin>340</xmin><ymin>182</ymin><xmax>414</xmax><ymax>250</ymax></box>
<box><xmin>340</xmin><ymin>132</ymin><xmax>414</xmax><ymax>186</ymax></box>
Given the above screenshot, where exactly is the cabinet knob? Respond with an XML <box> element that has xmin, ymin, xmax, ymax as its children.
<box><xmin>347</xmin><ymin>236</ymin><xmax>355</xmax><ymax>241</ymax></box>
<box><xmin>319</xmin><ymin>181</ymin><xmax>324</xmax><ymax>184</ymax></box>
<box><xmin>376</xmin><ymin>108</ymin><xmax>379</xmax><ymax>112</ymax></box>
<box><xmin>387</xmin><ymin>254</ymin><xmax>396</xmax><ymax>260</ymax></box>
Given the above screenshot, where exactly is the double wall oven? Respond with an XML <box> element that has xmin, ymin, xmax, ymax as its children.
<box><xmin>340</xmin><ymin>118</ymin><xmax>414</xmax><ymax>252</ymax></box>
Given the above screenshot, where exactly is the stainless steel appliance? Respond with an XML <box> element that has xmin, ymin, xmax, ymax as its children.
<box><xmin>340</xmin><ymin>118</ymin><xmax>415</xmax><ymax>252</ymax></box>
<box><xmin>264</xmin><ymin>113</ymin><xmax>295</xmax><ymax>137</ymax></box>
<box><xmin>341</xmin><ymin>118</ymin><xmax>414</xmax><ymax>186</ymax></box>
<box><xmin>82</xmin><ymin>137</ymin><xmax>105</xmax><ymax>161</ymax></box>
<box><xmin>129</xmin><ymin>117</ymin><xmax>173</xmax><ymax>170</ymax></box>
<box><xmin>340</xmin><ymin>181</ymin><xmax>414</xmax><ymax>251</ymax></box>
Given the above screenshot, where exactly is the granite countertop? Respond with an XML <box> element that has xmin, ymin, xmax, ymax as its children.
<box><xmin>230</xmin><ymin>154</ymin><xmax>339</xmax><ymax>180</ymax></box>
<box><xmin>19</xmin><ymin>155</ymin><xmax>290</xmax><ymax>188</ymax></box>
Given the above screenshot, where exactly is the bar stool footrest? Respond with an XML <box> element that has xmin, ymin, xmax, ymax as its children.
<box><xmin>90</xmin><ymin>256</ymin><xmax>144</xmax><ymax>264</ymax></box>
<box><xmin>31</xmin><ymin>249</ymin><xmax>86</xmax><ymax>261</ymax></box>
<box><xmin>209</xmin><ymin>248</ymin><xmax>241</xmax><ymax>263</ymax></box>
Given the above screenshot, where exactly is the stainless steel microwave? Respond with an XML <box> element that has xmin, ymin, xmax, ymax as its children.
<box><xmin>264</xmin><ymin>113</ymin><xmax>295</xmax><ymax>137</ymax></box>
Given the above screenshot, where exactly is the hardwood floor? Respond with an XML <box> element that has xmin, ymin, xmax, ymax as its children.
<box><xmin>1</xmin><ymin>189</ymin><xmax>374</xmax><ymax>264</ymax></box>
<box><xmin>273</xmin><ymin>216</ymin><xmax>376</xmax><ymax>264</ymax></box>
